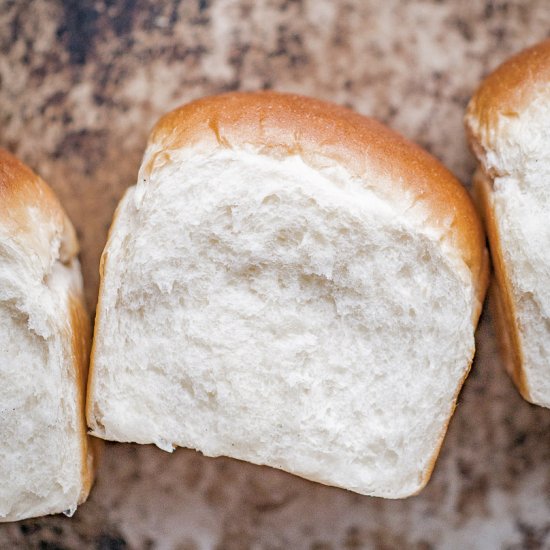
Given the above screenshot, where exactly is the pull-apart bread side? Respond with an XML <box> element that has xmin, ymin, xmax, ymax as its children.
<box><xmin>0</xmin><ymin>149</ymin><xmax>96</xmax><ymax>521</ymax></box>
<box><xmin>466</xmin><ymin>40</ymin><xmax>550</xmax><ymax>407</ymax></box>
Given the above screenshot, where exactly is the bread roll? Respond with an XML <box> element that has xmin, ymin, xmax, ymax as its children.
<box><xmin>0</xmin><ymin>149</ymin><xmax>97</xmax><ymax>521</ymax></box>
<box><xmin>87</xmin><ymin>92</ymin><xmax>487</xmax><ymax>498</ymax></box>
<box><xmin>465</xmin><ymin>40</ymin><xmax>550</xmax><ymax>407</ymax></box>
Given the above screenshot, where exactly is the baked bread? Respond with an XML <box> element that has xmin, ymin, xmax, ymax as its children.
<box><xmin>465</xmin><ymin>40</ymin><xmax>550</xmax><ymax>407</ymax></box>
<box><xmin>0</xmin><ymin>149</ymin><xmax>97</xmax><ymax>521</ymax></box>
<box><xmin>87</xmin><ymin>92</ymin><xmax>487</xmax><ymax>498</ymax></box>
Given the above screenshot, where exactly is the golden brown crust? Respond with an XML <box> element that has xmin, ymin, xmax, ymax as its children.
<box><xmin>473</xmin><ymin>169</ymin><xmax>530</xmax><ymax>400</ymax></box>
<box><xmin>467</xmin><ymin>40</ymin><xmax>550</xmax><ymax>136</ymax></box>
<box><xmin>0</xmin><ymin>148</ymin><xmax>78</xmax><ymax>261</ymax></box>
<box><xmin>146</xmin><ymin>92</ymin><xmax>487</xmax><ymax>314</ymax></box>
<box><xmin>69</xmin><ymin>294</ymin><xmax>100</xmax><ymax>502</ymax></box>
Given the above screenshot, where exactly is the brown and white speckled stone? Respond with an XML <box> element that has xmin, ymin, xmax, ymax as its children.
<box><xmin>1</xmin><ymin>1</ymin><xmax>550</xmax><ymax>548</ymax></box>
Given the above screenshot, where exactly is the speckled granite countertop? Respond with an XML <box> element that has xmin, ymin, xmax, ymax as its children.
<box><xmin>1</xmin><ymin>1</ymin><xmax>550</xmax><ymax>548</ymax></box>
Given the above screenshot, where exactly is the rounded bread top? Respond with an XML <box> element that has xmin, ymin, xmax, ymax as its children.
<box><xmin>0</xmin><ymin>147</ymin><xmax>78</xmax><ymax>265</ymax></box>
<box><xmin>144</xmin><ymin>92</ymin><xmax>486</xmax><ymax>302</ymax></box>
<box><xmin>467</xmin><ymin>40</ymin><xmax>550</xmax><ymax>133</ymax></box>
<box><xmin>466</xmin><ymin>40</ymin><xmax>550</xmax><ymax>176</ymax></box>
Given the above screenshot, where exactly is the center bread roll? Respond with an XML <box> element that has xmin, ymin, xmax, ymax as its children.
<box><xmin>87</xmin><ymin>92</ymin><xmax>487</xmax><ymax>498</ymax></box>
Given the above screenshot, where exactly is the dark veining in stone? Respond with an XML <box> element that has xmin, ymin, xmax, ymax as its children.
<box><xmin>57</xmin><ymin>1</ymin><xmax>100</xmax><ymax>65</ymax></box>
<box><xmin>95</xmin><ymin>534</ymin><xmax>128</xmax><ymax>550</ymax></box>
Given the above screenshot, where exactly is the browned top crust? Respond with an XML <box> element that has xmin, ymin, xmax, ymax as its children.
<box><xmin>466</xmin><ymin>40</ymin><xmax>550</xmax><ymax>136</ymax></box>
<box><xmin>0</xmin><ymin>147</ymin><xmax>78</xmax><ymax>262</ymax></box>
<box><xmin>146</xmin><ymin>91</ymin><xmax>487</xmax><ymax>310</ymax></box>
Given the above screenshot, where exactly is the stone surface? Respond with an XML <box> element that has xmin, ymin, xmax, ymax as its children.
<box><xmin>1</xmin><ymin>1</ymin><xmax>549</xmax><ymax>548</ymax></box>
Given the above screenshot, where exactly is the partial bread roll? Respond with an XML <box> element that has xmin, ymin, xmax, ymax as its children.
<box><xmin>87</xmin><ymin>92</ymin><xmax>487</xmax><ymax>498</ymax></box>
<box><xmin>0</xmin><ymin>149</ymin><xmax>97</xmax><ymax>521</ymax></box>
<box><xmin>465</xmin><ymin>40</ymin><xmax>550</xmax><ymax>407</ymax></box>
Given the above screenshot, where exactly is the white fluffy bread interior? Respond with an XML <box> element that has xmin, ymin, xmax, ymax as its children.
<box><xmin>89</xmin><ymin>147</ymin><xmax>476</xmax><ymax>498</ymax></box>
<box><xmin>472</xmin><ymin>96</ymin><xmax>550</xmax><ymax>407</ymax></box>
<box><xmin>0</xmin><ymin>217</ymin><xmax>85</xmax><ymax>521</ymax></box>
